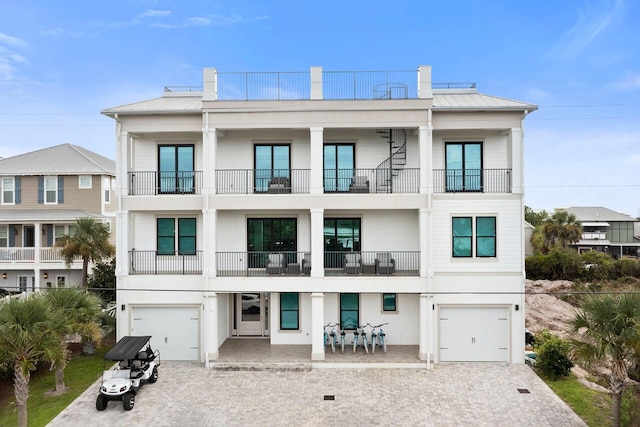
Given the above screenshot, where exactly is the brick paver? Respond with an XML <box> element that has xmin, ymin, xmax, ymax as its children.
<box><xmin>49</xmin><ymin>363</ymin><xmax>585</xmax><ymax>426</ymax></box>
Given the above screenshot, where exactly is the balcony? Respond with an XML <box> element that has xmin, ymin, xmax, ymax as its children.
<box><xmin>128</xmin><ymin>171</ymin><xmax>204</xmax><ymax>195</ymax></box>
<box><xmin>324</xmin><ymin>169</ymin><xmax>419</xmax><ymax>194</ymax></box>
<box><xmin>216</xmin><ymin>169</ymin><xmax>309</xmax><ymax>194</ymax></box>
<box><xmin>0</xmin><ymin>248</ymin><xmax>81</xmax><ymax>263</ymax></box>
<box><xmin>433</xmin><ymin>169</ymin><xmax>512</xmax><ymax>193</ymax></box>
<box><xmin>129</xmin><ymin>250</ymin><xmax>203</xmax><ymax>275</ymax></box>
<box><xmin>215</xmin><ymin>251</ymin><xmax>419</xmax><ymax>277</ymax></box>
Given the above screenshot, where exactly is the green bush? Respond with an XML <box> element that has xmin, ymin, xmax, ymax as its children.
<box><xmin>525</xmin><ymin>253</ymin><xmax>548</xmax><ymax>280</ymax></box>
<box><xmin>534</xmin><ymin>329</ymin><xmax>574</xmax><ymax>380</ymax></box>
<box><xmin>546</xmin><ymin>248</ymin><xmax>585</xmax><ymax>280</ymax></box>
<box><xmin>612</xmin><ymin>258</ymin><xmax>640</xmax><ymax>279</ymax></box>
<box><xmin>580</xmin><ymin>251</ymin><xmax>614</xmax><ymax>281</ymax></box>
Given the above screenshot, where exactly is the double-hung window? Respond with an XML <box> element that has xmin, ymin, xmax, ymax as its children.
<box><xmin>157</xmin><ymin>218</ymin><xmax>196</xmax><ymax>255</ymax></box>
<box><xmin>452</xmin><ymin>216</ymin><xmax>496</xmax><ymax>258</ymax></box>
<box><xmin>445</xmin><ymin>142</ymin><xmax>482</xmax><ymax>192</ymax></box>
<box><xmin>280</xmin><ymin>292</ymin><xmax>299</xmax><ymax>330</ymax></box>
<box><xmin>45</xmin><ymin>176</ymin><xmax>58</xmax><ymax>204</ymax></box>
<box><xmin>1</xmin><ymin>177</ymin><xmax>14</xmax><ymax>204</ymax></box>
<box><xmin>0</xmin><ymin>225</ymin><xmax>7</xmax><ymax>247</ymax></box>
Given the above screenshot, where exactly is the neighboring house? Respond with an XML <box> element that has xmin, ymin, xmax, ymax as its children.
<box><xmin>524</xmin><ymin>221</ymin><xmax>535</xmax><ymax>257</ymax></box>
<box><xmin>102</xmin><ymin>66</ymin><xmax>537</xmax><ymax>364</ymax></box>
<box><xmin>561</xmin><ymin>206</ymin><xmax>640</xmax><ymax>258</ymax></box>
<box><xmin>0</xmin><ymin>144</ymin><xmax>116</xmax><ymax>292</ymax></box>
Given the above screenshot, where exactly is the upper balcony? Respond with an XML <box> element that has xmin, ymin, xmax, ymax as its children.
<box><xmin>0</xmin><ymin>247</ymin><xmax>81</xmax><ymax>264</ymax></box>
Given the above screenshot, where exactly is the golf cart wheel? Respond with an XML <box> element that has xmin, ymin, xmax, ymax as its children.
<box><xmin>95</xmin><ymin>394</ymin><xmax>108</xmax><ymax>411</ymax></box>
<box><xmin>122</xmin><ymin>392</ymin><xmax>135</xmax><ymax>411</ymax></box>
<box><xmin>148</xmin><ymin>366</ymin><xmax>158</xmax><ymax>383</ymax></box>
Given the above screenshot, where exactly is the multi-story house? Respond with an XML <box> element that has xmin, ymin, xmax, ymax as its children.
<box><xmin>0</xmin><ymin>144</ymin><xmax>116</xmax><ymax>293</ymax></box>
<box><xmin>562</xmin><ymin>206</ymin><xmax>640</xmax><ymax>258</ymax></box>
<box><xmin>102</xmin><ymin>66</ymin><xmax>536</xmax><ymax>364</ymax></box>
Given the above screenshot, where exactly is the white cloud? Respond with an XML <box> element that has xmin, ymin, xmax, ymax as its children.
<box><xmin>140</xmin><ymin>9</ymin><xmax>172</xmax><ymax>18</ymax></box>
<box><xmin>0</xmin><ymin>32</ymin><xmax>28</xmax><ymax>48</ymax></box>
<box><xmin>550</xmin><ymin>0</ymin><xmax>626</xmax><ymax>61</ymax></box>
<box><xmin>188</xmin><ymin>17</ymin><xmax>211</xmax><ymax>26</ymax></box>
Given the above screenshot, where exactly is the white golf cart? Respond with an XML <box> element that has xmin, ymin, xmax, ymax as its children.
<box><xmin>96</xmin><ymin>335</ymin><xmax>160</xmax><ymax>411</ymax></box>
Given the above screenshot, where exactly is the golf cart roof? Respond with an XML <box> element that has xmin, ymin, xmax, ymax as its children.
<box><xmin>104</xmin><ymin>336</ymin><xmax>152</xmax><ymax>361</ymax></box>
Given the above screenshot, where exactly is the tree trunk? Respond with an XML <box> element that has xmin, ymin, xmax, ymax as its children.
<box><xmin>14</xmin><ymin>365</ymin><xmax>29</xmax><ymax>427</ymax></box>
<box><xmin>55</xmin><ymin>366</ymin><xmax>67</xmax><ymax>393</ymax></box>
<box><xmin>610</xmin><ymin>374</ymin><xmax>625</xmax><ymax>427</ymax></box>
<box><xmin>82</xmin><ymin>257</ymin><xmax>89</xmax><ymax>287</ymax></box>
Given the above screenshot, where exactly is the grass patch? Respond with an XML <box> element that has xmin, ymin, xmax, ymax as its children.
<box><xmin>0</xmin><ymin>346</ymin><xmax>107</xmax><ymax>427</ymax></box>
<box><xmin>543</xmin><ymin>374</ymin><xmax>611</xmax><ymax>426</ymax></box>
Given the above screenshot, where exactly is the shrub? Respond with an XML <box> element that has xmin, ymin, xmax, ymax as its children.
<box><xmin>525</xmin><ymin>253</ymin><xmax>548</xmax><ymax>280</ymax></box>
<box><xmin>546</xmin><ymin>248</ymin><xmax>585</xmax><ymax>280</ymax></box>
<box><xmin>534</xmin><ymin>329</ymin><xmax>574</xmax><ymax>380</ymax></box>
<box><xmin>580</xmin><ymin>251</ymin><xmax>614</xmax><ymax>281</ymax></box>
<box><xmin>612</xmin><ymin>258</ymin><xmax>640</xmax><ymax>279</ymax></box>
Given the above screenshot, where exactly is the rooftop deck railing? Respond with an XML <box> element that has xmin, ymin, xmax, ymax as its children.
<box><xmin>323</xmin><ymin>70</ymin><xmax>417</xmax><ymax>100</ymax></box>
<box><xmin>216</xmin><ymin>169</ymin><xmax>310</xmax><ymax>194</ymax></box>
<box><xmin>128</xmin><ymin>171</ymin><xmax>204</xmax><ymax>195</ymax></box>
<box><xmin>129</xmin><ymin>250</ymin><xmax>203</xmax><ymax>275</ymax></box>
<box><xmin>217</xmin><ymin>72</ymin><xmax>310</xmax><ymax>101</ymax></box>
<box><xmin>433</xmin><ymin>169</ymin><xmax>512</xmax><ymax>193</ymax></box>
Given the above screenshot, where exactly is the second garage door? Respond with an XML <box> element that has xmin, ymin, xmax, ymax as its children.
<box><xmin>439</xmin><ymin>307</ymin><xmax>509</xmax><ymax>362</ymax></box>
<box><xmin>132</xmin><ymin>306</ymin><xmax>200</xmax><ymax>361</ymax></box>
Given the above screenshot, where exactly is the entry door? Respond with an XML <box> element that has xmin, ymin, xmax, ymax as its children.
<box><xmin>236</xmin><ymin>293</ymin><xmax>269</xmax><ymax>336</ymax></box>
<box><xmin>23</xmin><ymin>226</ymin><xmax>35</xmax><ymax>247</ymax></box>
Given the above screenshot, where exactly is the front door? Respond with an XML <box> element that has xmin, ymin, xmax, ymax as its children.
<box><xmin>23</xmin><ymin>225</ymin><xmax>35</xmax><ymax>247</ymax></box>
<box><xmin>235</xmin><ymin>293</ymin><xmax>269</xmax><ymax>336</ymax></box>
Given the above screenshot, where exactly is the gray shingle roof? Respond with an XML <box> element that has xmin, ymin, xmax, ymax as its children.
<box><xmin>0</xmin><ymin>144</ymin><xmax>115</xmax><ymax>176</ymax></box>
<box><xmin>563</xmin><ymin>206</ymin><xmax>637</xmax><ymax>222</ymax></box>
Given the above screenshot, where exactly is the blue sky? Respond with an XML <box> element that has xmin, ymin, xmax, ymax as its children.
<box><xmin>0</xmin><ymin>0</ymin><xmax>638</xmax><ymax>217</ymax></box>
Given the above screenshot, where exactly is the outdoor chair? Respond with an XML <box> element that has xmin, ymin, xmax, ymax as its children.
<box><xmin>266</xmin><ymin>253</ymin><xmax>286</xmax><ymax>274</ymax></box>
<box><xmin>344</xmin><ymin>252</ymin><xmax>362</xmax><ymax>274</ymax></box>
<box><xmin>349</xmin><ymin>175</ymin><xmax>369</xmax><ymax>193</ymax></box>
<box><xmin>302</xmin><ymin>253</ymin><xmax>312</xmax><ymax>275</ymax></box>
<box><xmin>267</xmin><ymin>176</ymin><xmax>291</xmax><ymax>194</ymax></box>
<box><xmin>375</xmin><ymin>252</ymin><xmax>395</xmax><ymax>275</ymax></box>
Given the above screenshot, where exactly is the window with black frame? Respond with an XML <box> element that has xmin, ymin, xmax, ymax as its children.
<box><xmin>247</xmin><ymin>218</ymin><xmax>297</xmax><ymax>268</ymax></box>
<box><xmin>280</xmin><ymin>292</ymin><xmax>299</xmax><ymax>330</ymax></box>
<box><xmin>158</xmin><ymin>145</ymin><xmax>194</xmax><ymax>194</ymax></box>
<box><xmin>445</xmin><ymin>142</ymin><xmax>482</xmax><ymax>192</ymax></box>
<box><xmin>323</xmin><ymin>218</ymin><xmax>360</xmax><ymax>268</ymax></box>
<box><xmin>254</xmin><ymin>144</ymin><xmax>290</xmax><ymax>193</ymax></box>
<box><xmin>323</xmin><ymin>143</ymin><xmax>354</xmax><ymax>192</ymax></box>
<box><xmin>340</xmin><ymin>293</ymin><xmax>359</xmax><ymax>330</ymax></box>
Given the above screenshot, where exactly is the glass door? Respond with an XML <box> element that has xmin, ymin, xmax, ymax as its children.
<box><xmin>158</xmin><ymin>145</ymin><xmax>194</xmax><ymax>194</ymax></box>
<box><xmin>324</xmin><ymin>144</ymin><xmax>354</xmax><ymax>192</ymax></box>
<box><xmin>254</xmin><ymin>145</ymin><xmax>290</xmax><ymax>193</ymax></box>
<box><xmin>236</xmin><ymin>292</ymin><xmax>269</xmax><ymax>336</ymax></box>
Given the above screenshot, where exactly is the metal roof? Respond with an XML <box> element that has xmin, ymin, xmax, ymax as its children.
<box><xmin>0</xmin><ymin>144</ymin><xmax>115</xmax><ymax>176</ymax></box>
<box><xmin>432</xmin><ymin>92</ymin><xmax>537</xmax><ymax>111</ymax></box>
<box><xmin>102</xmin><ymin>96</ymin><xmax>202</xmax><ymax>115</ymax></box>
<box><xmin>0</xmin><ymin>209</ymin><xmax>108</xmax><ymax>223</ymax></box>
<box><xmin>563</xmin><ymin>207</ymin><xmax>637</xmax><ymax>222</ymax></box>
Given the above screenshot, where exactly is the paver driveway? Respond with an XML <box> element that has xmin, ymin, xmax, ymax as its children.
<box><xmin>49</xmin><ymin>362</ymin><xmax>585</xmax><ymax>427</ymax></box>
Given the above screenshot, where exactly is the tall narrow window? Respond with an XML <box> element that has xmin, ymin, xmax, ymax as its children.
<box><xmin>323</xmin><ymin>143</ymin><xmax>354</xmax><ymax>192</ymax></box>
<box><xmin>158</xmin><ymin>145</ymin><xmax>194</xmax><ymax>194</ymax></box>
<box><xmin>452</xmin><ymin>217</ymin><xmax>473</xmax><ymax>257</ymax></box>
<box><xmin>1</xmin><ymin>177</ymin><xmax>14</xmax><ymax>204</ymax></box>
<box><xmin>0</xmin><ymin>225</ymin><xmax>7</xmax><ymax>247</ymax></box>
<box><xmin>254</xmin><ymin>144</ymin><xmax>290</xmax><ymax>192</ymax></box>
<box><xmin>340</xmin><ymin>293</ymin><xmax>359</xmax><ymax>330</ymax></box>
<box><xmin>476</xmin><ymin>217</ymin><xmax>496</xmax><ymax>257</ymax></box>
<box><xmin>280</xmin><ymin>292</ymin><xmax>299</xmax><ymax>330</ymax></box>
<box><xmin>446</xmin><ymin>142</ymin><xmax>482</xmax><ymax>192</ymax></box>
<box><xmin>44</xmin><ymin>176</ymin><xmax>57</xmax><ymax>203</ymax></box>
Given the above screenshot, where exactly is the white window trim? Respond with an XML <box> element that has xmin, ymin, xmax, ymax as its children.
<box><xmin>0</xmin><ymin>225</ymin><xmax>8</xmax><ymax>247</ymax></box>
<box><xmin>104</xmin><ymin>189</ymin><xmax>111</xmax><ymax>203</ymax></box>
<box><xmin>55</xmin><ymin>275</ymin><xmax>66</xmax><ymax>288</ymax></box>
<box><xmin>1</xmin><ymin>177</ymin><xmax>15</xmax><ymax>205</ymax></box>
<box><xmin>44</xmin><ymin>176</ymin><xmax>58</xmax><ymax>204</ymax></box>
<box><xmin>102</xmin><ymin>219</ymin><xmax>112</xmax><ymax>233</ymax></box>
<box><xmin>79</xmin><ymin>175</ymin><xmax>92</xmax><ymax>189</ymax></box>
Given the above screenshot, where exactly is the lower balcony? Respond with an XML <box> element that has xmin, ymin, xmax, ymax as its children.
<box><xmin>129</xmin><ymin>250</ymin><xmax>204</xmax><ymax>275</ymax></box>
<box><xmin>0</xmin><ymin>248</ymin><xmax>81</xmax><ymax>263</ymax></box>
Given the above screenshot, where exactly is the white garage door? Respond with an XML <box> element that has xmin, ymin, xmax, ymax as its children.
<box><xmin>132</xmin><ymin>306</ymin><xmax>199</xmax><ymax>361</ymax></box>
<box><xmin>439</xmin><ymin>307</ymin><xmax>509</xmax><ymax>362</ymax></box>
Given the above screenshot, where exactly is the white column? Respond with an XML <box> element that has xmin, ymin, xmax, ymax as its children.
<box><xmin>206</xmin><ymin>293</ymin><xmax>219</xmax><ymax>366</ymax></box>
<box><xmin>419</xmin><ymin>208</ymin><xmax>429</xmax><ymax>278</ymax></box>
<box><xmin>509</xmin><ymin>127</ymin><xmax>523</xmax><ymax>194</ymax></box>
<box><xmin>309</xmin><ymin>127</ymin><xmax>324</xmax><ymax>195</ymax></box>
<box><xmin>33</xmin><ymin>223</ymin><xmax>41</xmax><ymax>263</ymax></box>
<box><xmin>203</xmin><ymin>68</ymin><xmax>217</xmax><ymax>102</ymax></box>
<box><xmin>310</xmin><ymin>208</ymin><xmax>324</xmax><ymax>278</ymax></box>
<box><xmin>418</xmin><ymin>122</ymin><xmax>432</xmax><ymax>194</ymax></box>
<box><xmin>311</xmin><ymin>293</ymin><xmax>325</xmax><ymax>360</ymax></box>
<box><xmin>418</xmin><ymin>65</ymin><xmax>432</xmax><ymax>99</ymax></box>
<box><xmin>310</xmin><ymin>66</ymin><xmax>323</xmax><ymax>100</ymax></box>
<box><xmin>419</xmin><ymin>293</ymin><xmax>430</xmax><ymax>363</ymax></box>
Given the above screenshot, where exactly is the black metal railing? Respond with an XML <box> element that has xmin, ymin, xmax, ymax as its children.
<box><xmin>323</xmin><ymin>168</ymin><xmax>419</xmax><ymax>194</ymax></box>
<box><xmin>216</xmin><ymin>251</ymin><xmax>311</xmax><ymax>277</ymax></box>
<box><xmin>129</xmin><ymin>250</ymin><xmax>203</xmax><ymax>275</ymax></box>
<box><xmin>433</xmin><ymin>169</ymin><xmax>512</xmax><ymax>193</ymax></box>
<box><xmin>128</xmin><ymin>171</ymin><xmax>203</xmax><ymax>195</ymax></box>
<box><xmin>324</xmin><ymin>251</ymin><xmax>419</xmax><ymax>276</ymax></box>
<box><xmin>217</xmin><ymin>72</ymin><xmax>310</xmax><ymax>101</ymax></box>
<box><xmin>216</xmin><ymin>169</ymin><xmax>310</xmax><ymax>194</ymax></box>
<box><xmin>323</xmin><ymin>70</ymin><xmax>417</xmax><ymax>100</ymax></box>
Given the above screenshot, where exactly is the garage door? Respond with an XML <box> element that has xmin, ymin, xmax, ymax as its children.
<box><xmin>132</xmin><ymin>306</ymin><xmax>199</xmax><ymax>361</ymax></box>
<box><xmin>439</xmin><ymin>307</ymin><xmax>508</xmax><ymax>362</ymax></box>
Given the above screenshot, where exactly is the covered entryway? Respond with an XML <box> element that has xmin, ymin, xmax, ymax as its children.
<box><xmin>131</xmin><ymin>306</ymin><xmax>200</xmax><ymax>361</ymax></box>
<box><xmin>439</xmin><ymin>306</ymin><xmax>509</xmax><ymax>362</ymax></box>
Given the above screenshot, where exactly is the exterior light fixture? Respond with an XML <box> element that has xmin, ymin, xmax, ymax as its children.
<box><xmin>2</xmin><ymin>272</ymin><xmax>6</xmax><ymax>279</ymax></box>
<box><xmin>43</xmin><ymin>272</ymin><xmax>48</xmax><ymax>279</ymax></box>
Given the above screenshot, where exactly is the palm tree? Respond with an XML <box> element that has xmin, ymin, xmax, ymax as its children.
<box><xmin>0</xmin><ymin>294</ymin><xmax>65</xmax><ymax>427</ymax></box>
<box><xmin>43</xmin><ymin>288</ymin><xmax>103</xmax><ymax>393</ymax></box>
<box><xmin>532</xmin><ymin>210</ymin><xmax>582</xmax><ymax>254</ymax></box>
<box><xmin>56</xmin><ymin>217</ymin><xmax>115</xmax><ymax>287</ymax></box>
<box><xmin>568</xmin><ymin>293</ymin><xmax>640</xmax><ymax>427</ymax></box>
